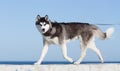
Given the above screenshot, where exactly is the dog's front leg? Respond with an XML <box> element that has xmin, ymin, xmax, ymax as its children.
<box><xmin>34</xmin><ymin>41</ymin><xmax>49</xmax><ymax>65</ymax></box>
<box><xmin>60</xmin><ymin>43</ymin><xmax>73</xmax><ymax>63</ymax></box>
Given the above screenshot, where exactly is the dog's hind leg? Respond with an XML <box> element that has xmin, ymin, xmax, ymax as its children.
<box><xmin>74</xmin><ymin>33</ymin><xmax>93</xmax><ymax>64</ymax></box>
<box><xmin>88</xmin><ymin>39</ymin><xmax>104</xmax><ymax>63</ymax></box>
<box><xmin>60</xmin><ymin>43</ymin><xmax>73</xmax><ymax>63</ymax></box>
<box><xmin>74</xmin><ymin>42</ymin><xmax>87</xmax><ymax>64</ymax></box>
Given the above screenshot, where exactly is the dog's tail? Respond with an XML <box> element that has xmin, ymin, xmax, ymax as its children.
<box><xmin>95</xmin><ymin>27</ymin><xmax>114</xmax><ymax>40</ymax></box>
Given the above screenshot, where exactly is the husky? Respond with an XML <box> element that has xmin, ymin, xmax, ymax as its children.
<box><xmin>35</xmin><ymin>15</ymin><xmax>114</xmax><ymax>65</ymax></box>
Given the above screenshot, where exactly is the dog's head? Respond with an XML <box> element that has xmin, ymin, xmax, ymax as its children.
<box><xmin>36</xmin><ymin>15</ymin><xmax>52</xmax><ymax>34</ymax></box>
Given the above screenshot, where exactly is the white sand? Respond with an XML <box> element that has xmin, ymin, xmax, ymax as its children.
<box><xmin>0</xmin><ymin>64</ymin><xmax>120</xmax><ymax>71</ymax></box>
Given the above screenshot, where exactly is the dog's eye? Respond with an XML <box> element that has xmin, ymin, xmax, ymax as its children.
<box><xmin>39</xmin><ymin>24</ymin><xmax>42</xmax><ymax>26</ymax></box>
<box><xmin>44</xmin><ymin>23</ymin><xmax>47</xmax><ymax>26</ymax></box>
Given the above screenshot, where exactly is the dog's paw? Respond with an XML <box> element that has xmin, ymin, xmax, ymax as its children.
<box><xmin>98</xmin><ymin>57</ymin><xmax>104</xmax><ymax>63</ymax></box>
<box><xmin>101</xmin><ymin>59</ymin><xmax>104</xmax><ymax>63</ymax></box>
<box><xmin>67</xmin><ymin>57</ymin><xmax>74</xmax><ymax>63</ymax></box>
<box><xmin>34</xmin><ymin>62</ymin><xmax>41</xmax><ymax>65</ymax></box>
<box><xmin>74</xmin><ymin>61</ymin><xmax>80</xmax><ymax>65</ymax></box>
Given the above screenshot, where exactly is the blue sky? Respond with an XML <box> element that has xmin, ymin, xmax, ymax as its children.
<box><xmin>0</xmin><ymin>0</ymin><xmax>120</xmax><ymax>62</ymax></box>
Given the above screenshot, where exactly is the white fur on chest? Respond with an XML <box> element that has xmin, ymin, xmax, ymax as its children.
<box><xmin>44</xmin><ymin>37</ymin><xmax>59</xmax><ymax>44</ymax></box>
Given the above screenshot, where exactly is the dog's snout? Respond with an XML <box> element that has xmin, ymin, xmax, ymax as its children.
<box><xmin>42</xmin><ymin>28</ymin><xmax>45</xmax><ymax>32</ymax></box>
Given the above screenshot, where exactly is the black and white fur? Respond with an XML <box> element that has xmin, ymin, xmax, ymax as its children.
<box><xmin>35</xmin><ymin>15</ymin><xmax>114</xmax><ymax>65</ymax></box>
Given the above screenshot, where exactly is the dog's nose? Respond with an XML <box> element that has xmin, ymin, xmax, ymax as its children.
<box><xmin>42</xmin><ymin>29</ymin><xmax>45</xmax><ymax>32</ymax></box>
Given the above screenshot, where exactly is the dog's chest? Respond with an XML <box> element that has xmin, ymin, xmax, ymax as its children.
<box><xmin>44</xmin><ymin>37</ymin><xmax>59</xmax><ymax>44</ymax></box>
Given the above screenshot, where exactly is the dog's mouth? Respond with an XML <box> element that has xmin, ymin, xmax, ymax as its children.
<box><xmin>41</xmin><ymin>28</ymin><xmax>47</xmax><ymax>34</ymax></box>
<box><xmin>42</xmin><ymin>28</ymin><xmax>45</xmax><ymax>32</ymax></box>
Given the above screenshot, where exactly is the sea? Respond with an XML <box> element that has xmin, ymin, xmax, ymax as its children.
<box><xmin>0</xmin><ymin>61</ymin><xmax>120</xmax><ymax>65</ymax></box>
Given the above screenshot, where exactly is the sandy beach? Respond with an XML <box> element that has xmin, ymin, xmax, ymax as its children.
<box><xmin>0</xmin><ymin>64</ymin><xmax>120</xmax><ymax>71</ymax></box>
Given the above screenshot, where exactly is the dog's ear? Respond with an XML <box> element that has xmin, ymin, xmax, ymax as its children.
<box><xmin>45</xmin><ymin>15</ymin><xmax>49</xmax><ymax>21</ymax></box>
<box><xmin>36</xmin><ymin>15</ymin><xmax>41</xmax><ymax>21</ymax></box>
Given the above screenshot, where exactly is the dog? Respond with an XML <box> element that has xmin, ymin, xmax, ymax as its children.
<box><xmin>35</xmin><ymin>15</ymin><xmax>114</xmax><ymax>65</ymax></box>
